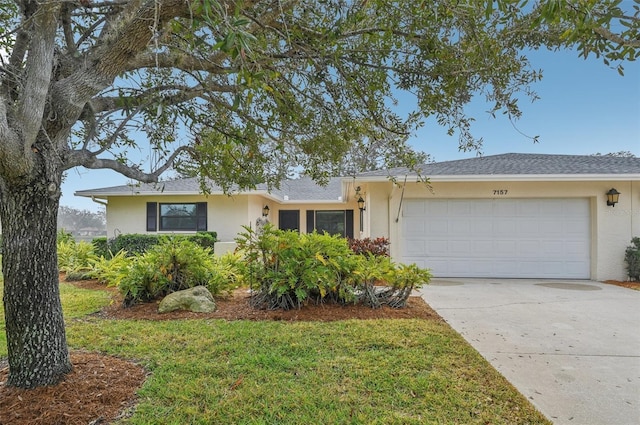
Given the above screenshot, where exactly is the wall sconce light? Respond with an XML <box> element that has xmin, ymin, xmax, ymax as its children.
<box><xmin>355</xmin><ymin>186</ymin><xmax>366</xmax><ymax>232</ymax></box>
<box><xmin>355</xmin><ymin>186</ymin><xmax>366</xmax><ymax>211</ymax></box>
<box><xmin>262</xmin><ymin>205</ymin><xmax>270</xmax><ymax>217</ymax></box>
<box><xmin>606</xmin><ymin>188</ymin><xmax>620</xmax><ymax>207</ymax></box>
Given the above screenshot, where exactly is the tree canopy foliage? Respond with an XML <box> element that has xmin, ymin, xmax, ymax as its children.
<box><xmin>1</xmin><ymin>0</ymin><xmax>636</xmax><ymax>193</ymax></box>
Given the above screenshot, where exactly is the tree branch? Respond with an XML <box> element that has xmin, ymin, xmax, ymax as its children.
<box><xmin>66</xmin><ymin>145</ymin><xmax>191</xmax><ymax>182</ymax></box>
<box><xmin>15</xmin><ymin>2</ymin><xmax>59</xmax><ymax>153</ymax></box>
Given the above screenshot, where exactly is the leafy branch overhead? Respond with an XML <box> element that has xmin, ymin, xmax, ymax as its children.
<box><xmin>2</xmin><ymin>0</ymin><xmax>636</xmax><ymax>192</ymax></box>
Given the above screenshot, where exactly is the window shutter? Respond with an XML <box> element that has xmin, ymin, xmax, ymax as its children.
<box><xmin>345</xmin><ymin>209</ymin><xmax>354</xmax><ymax>239</ymax></box>
<box><xmin>306</xmin><ymin>210</ymin><xmax>315</xmax><ymax>234</ymax></box>
<box><xmin>146</xmin><ymin>202</ymin><xmax>157</xmax><ymax>231</ymax></box>
<box><xmin>196</xmin><ymin>202</ymin><xmax>207</xmax><ymax>231</ymax></box>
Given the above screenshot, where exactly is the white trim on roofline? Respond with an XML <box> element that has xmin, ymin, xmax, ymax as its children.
<box><xmin>348</xmin><ymin>174</ymin><xmax>640</xmax><ymax>183</ymax></box>
<box><xmin>75</xmin><ymin>189</ymin><xmax>348</xmax><ymax>204</ymax></box>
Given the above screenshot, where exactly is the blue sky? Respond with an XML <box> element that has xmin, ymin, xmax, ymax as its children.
<box><xmin>63</xmin><ymin>47</ymin><xmax>640</xmax><ymax>212</ymax></box>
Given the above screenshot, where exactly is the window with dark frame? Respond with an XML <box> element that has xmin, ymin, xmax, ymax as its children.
<box><xmin>279</xmin><ymin>210</ymin><xmax>300</xmax><ymax>232</ymax></box>
<box><xmin>146</xmin><ymin>202</ymin><xmax>207</xmax><ymax>232</ymax></box>
<box><xmin>306</xmin><ymin>210</ymin><xmax>354</xmax><ymax>238</ymax></box>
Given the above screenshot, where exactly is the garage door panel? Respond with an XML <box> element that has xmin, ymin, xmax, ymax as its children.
<box><xmin>540</xmin><ymin>240</ymin><xmax>564</xmax><ymax>255</ymax></box>
<box><xmin>519</xmin><ymin>220</ymin><xmax>540</xmax><ymax>234</ymax></box>
<box><xmin>566</xmin><ymin>240</ymin><xmax>590</xmax><ymax>256</ymax></box>
<box><xmin>450</xmin><ymin>220</ymin><xmax>471</xmax><ymax>234</ymax></box>
<box><xmin>495</xmin><ymin>219</ymin><xmax>518</xmax><ymax>235</ymax></box>
<box><xmin>449</xmin><ymin>200</ymin><xmax>473</xmax><ymax>215</ymax></box>
<box><xmin>495</xmin><ymin>240</ymin><xmax>518</xmax><ymax>255</ymax></box>
<box><xmin>404</xmin><ymin>200</ymin><xmax>427</xmax><ymax>215</ymax></box>
<box><xmin>565</xmin><ymin>220</ymin><xmax>588</xmax><ymax>235</ymax></box>
<box><xmin>518</xmin><ymin>240</ymin><xmax>541</xmax><ymax>255</ymax></box>
<box><xmin>401</xmin><ymin>198</ymin><xmax>590</xmax><ymax>279</ymax></box>
<box><xmin>404</xmin><ymin>239</ymin><xmax>426</xmax><ymax>255</ymax></box>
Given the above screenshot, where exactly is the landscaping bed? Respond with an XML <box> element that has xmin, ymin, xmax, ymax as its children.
<box><xmin>1</xmin><ymin>278</ymin><xmax>443</xmax><ymax>425</ymax></box>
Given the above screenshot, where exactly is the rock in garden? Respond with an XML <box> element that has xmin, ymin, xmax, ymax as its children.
<box><xmin>158</xmin><ymin>286</ymin><xmax>217</xmax><ymax>313</ymax></box>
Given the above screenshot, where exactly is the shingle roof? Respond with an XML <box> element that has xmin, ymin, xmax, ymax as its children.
<box><xmin>75</xmin><ymin>176</ymin><xmax>345</xmax><ymax>202</ymax></box>
<box><xmin>75</xmin><ymin>153</ymin><xmax>640</xmax><ymax>201</ymax></box>
<box><xmin>357</xmin><ymin>153</ymin><xmax>640</xmax><ymax>178</ymax></box>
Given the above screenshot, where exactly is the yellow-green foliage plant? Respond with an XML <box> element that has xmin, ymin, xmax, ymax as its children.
<box><xmin>118</xmin><ymin>237</ymin><xmax>233</xmax><ymax>307</ymax></box>
<box><xmin>236</xmin><ymin>224</ymin><xmax>430</xmax><ymax>310</ymax></box>
<box><xmin>57</xmin><ymin>239</ymin><xmax>99</xmax><ymax>279</ymax></box>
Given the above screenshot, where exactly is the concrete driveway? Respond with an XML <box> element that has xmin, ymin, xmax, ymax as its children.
<box><xmin>419</xmin><ymin>279</ymin><xmax>640</xmax><ymax>425</ymax></box>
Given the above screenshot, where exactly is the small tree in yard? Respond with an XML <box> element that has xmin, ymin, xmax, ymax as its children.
<box><xmin>0</xmin><ymin>0</ymin><xmax>638</xmax><ymax>388</ymax></box>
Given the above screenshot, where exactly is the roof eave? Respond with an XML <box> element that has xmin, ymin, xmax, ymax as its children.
<box><xmin>75</xmin><ymin>189</ymin><xmax>347</xmax><ymax>204</ymax></box>
<box><xmin>351</xmin><ymin>174</ymin><xmax>640</xmax><ymax>182</ymax></box>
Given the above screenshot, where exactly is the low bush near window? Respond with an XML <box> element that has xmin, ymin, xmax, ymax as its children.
<box><xmin>237</xmin><ymin>226</ymin><xmax>359</xmax><ymax>310</ymax></box>
<box><xmin>104</xmin><ymin>232</ymin><xmax>218</xmax><ymax>258</ymax></box>
<box><xmin>118</xmin><ymin>238</ymin><xmax>231</xmax><ymax>307</ymax></box>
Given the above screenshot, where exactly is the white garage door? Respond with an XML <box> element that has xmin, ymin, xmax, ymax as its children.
<box><xmin>402</xmin><ymin>198</ymin><xmax>591</xmax><ymax>278</ymax></box>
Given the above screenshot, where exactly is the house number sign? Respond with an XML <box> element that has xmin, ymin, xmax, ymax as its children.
<box><xmin>493</xmin><ymin>189</ymin><xmax>509</xmax><ymax>195</ymax></box>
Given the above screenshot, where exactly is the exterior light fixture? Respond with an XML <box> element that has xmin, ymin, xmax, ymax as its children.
<box><xmin>606</xmin><ymin>188</ymin><xmax>620</xmax><ymax>207</ymax></box>
<box><xmin>262</xmin><ymin>205</ymin><xmax>270</xmax><ymax>217</ymax></box>
<box><xmin>355</xmin><ymin>186</ymin><xmax>366</xmax><ymax>232</ymax></box>
<box><xmin>355</xmin><ymin>186</ymin><xmax>366</xmax><ymax>211</ymax></box>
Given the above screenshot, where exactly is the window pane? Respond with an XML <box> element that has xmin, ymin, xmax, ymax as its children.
<box><xmin>160</xmin><ymin>203</ymin><xmax>198</xmax><ymax>230</ymax></box>
<box><xmin>315</xmin><ymin>211</ymin><xmax>345</xmax><ymax>237</ymax></box>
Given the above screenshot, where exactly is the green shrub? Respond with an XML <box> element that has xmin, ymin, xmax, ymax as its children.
<box><xmin>88</xmin><ymin>249</ymin><xmax>132</xmax><ymax>287</ymax></box>
<box><xmin>92</xmin><ymin>237</ymin><xmax>109</xmax><ymax>258</ymax></box>
<box><xmin>119</xmin><ymin>237</ymin><xmax>227</xmax><ymax>307</ymax></box>
<box><xmin>237</xmin><ymin>225</ymin><xmax>359</xmax><ymax>310</ymax></box>
<box><xmin>625</xmin><ymin>237</ymin><xmax>640</xmax><ymax>281</ymax></box>
<box><xmin>377</xmin><ymin>263</ymin><xmax>432</xmax><ymax>308</ymax></box>
<box><xmin>209</xmin><ymin>252</ymin><xmax>246</xmax><ymax>294</ymax></box>
<box><xmin>106</xmin><ymin>232</ymin><xmax>218</xmax><ymax>257</ymax></box>
<box><xmin>189</xmin><ymin>231</ymin><xmax>217</xmax><ymax>250</ymax></box>
<box><xmin>235</xmin><ymin>225</ymin><xmax>428</xmax><ymax>310</ymax></box>
<box><xmin>57</xmin><ymin>229</ymin><xmax>74</xmax><ymax>244</ymax></box>
<box><xmin>109</xmin><ymin>234</ymin><xmax>162</xmax><ymax>257</ymax></box>
<box><xmin>57</xmin><ymin>239</ymin><xmax>98</xmax><ymax>274</ymax></box>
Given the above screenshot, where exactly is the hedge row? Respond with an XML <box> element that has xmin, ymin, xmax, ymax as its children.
<box><xmin>92</xmin><ymin>232</ymin><xmax>217</xmax><ymax>258</ymax></box>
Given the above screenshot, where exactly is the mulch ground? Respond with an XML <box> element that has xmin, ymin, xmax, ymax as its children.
<box><xmin>0</xmin><ymin>277</ymin><xmax>443</xmax><ymax>424</ymax></box>
<box><xmin>602</xmin><ymin>280</ymin><xmax>640</xmax><ymax>290</ymax></box>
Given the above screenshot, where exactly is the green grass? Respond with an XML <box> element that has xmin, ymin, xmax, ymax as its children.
<box><xmin>0</xmin><ymin>281</ymin><xmax>551</xmax><ymax>424</ymax></box>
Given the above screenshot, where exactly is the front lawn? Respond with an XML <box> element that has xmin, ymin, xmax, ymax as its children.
<box><xmin>0</xmin><ymin>281</ymin><xmax>550</xmax><ymax>424</ymax></box>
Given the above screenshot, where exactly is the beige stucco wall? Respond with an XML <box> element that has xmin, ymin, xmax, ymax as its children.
<box><xmin>359</xmin><ymin>179</ymin><xmax>639</xmax><ymax>281</ymax></box>
<box><xmin>106</xmin><ymin>194</ymin><xmax>255</xmax><ymax>242</ymax></box>
<box><xmin>263</xmin><ymin>201</ymin><xmax>361</xmax><ymax>236</ymax></box>
<box><xmin>105</xmin><ymin>194</ymin><xmax>361</xmax><ymax>254</ymax></box>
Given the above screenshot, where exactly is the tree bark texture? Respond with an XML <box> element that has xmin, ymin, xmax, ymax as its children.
<box><xmin>0</xmin><ymin>183</ymin><xmax>71</xmax><ymax>388</ymax></box>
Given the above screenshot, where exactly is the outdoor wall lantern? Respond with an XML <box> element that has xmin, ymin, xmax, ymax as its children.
<box><xmin>355</xmin><ymin>186</ymin><xmax>366</xmax><ymax>211</ymax></box>
<box><xmin>355</xmin><ymin>186</ymin><xmax>366</xmax><ymax>232</ymax></box>
<box><xmin>262</xmin><ymin>205</ymin><xmax>270</xmax><ymax>217</ymax></box>
<box><xmin>606</xmin><ymin>188</ymin><xmax>620</xmax><ymax>207</ymax></box>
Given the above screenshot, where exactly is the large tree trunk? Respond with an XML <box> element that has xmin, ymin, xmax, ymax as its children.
<box><xmin>0</xmin><ymin>182</ymin><xmax>71</xmax><ymax>388</ymax></box>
